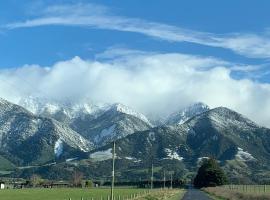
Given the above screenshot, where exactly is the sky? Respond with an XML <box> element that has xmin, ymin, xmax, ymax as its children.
<box><xmin>0</xmin><ymin>0</ymin><xmax>270</xmax><ymax>127</ymax></box>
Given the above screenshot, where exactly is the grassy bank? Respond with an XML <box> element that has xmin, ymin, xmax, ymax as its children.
<box><xmin>204</xmin><ymin>186</ymin><xmax>270</xmax><ymax>200</ymax></box>
<box><xmin>137</xmin><ymin>189</ymin><xmax>185</xmax><ymax>200</ymax></box>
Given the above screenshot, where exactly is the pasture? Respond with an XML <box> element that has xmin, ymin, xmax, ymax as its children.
<box><xmin>0</xmin><ymin>188</ymin><xmax>184</xmax><ymax>200</ymax></box>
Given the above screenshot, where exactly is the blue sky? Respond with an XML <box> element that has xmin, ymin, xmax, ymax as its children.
<box><xmin>1</xmin><ymin>1</ymin><xmax>270</xmax><ymax>75</ymax></box>
<box><xmin>1</xmin><ymin>0</ymin><xmax>270</xmax><ymax>127</ymax></box>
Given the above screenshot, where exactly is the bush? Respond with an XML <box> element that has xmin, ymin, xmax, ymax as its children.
<box><xmin>85</xmin><ymin>180</ymin><xmax>93</xmax><ymax>188</ymax></box>
<box><xmin>194</xmin><ymin>158</ymin><xmax>227</xmax><ymax>188</ymax></box>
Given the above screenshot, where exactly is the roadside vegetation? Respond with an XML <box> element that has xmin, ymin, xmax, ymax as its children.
<box><xmin>194</xmin><ymin>158</ymin><xmax>227</xmax><ymax>188</ymax></box>
<box><xmin>204</xmin><ymin>185</ymin><xmax>270</xmax><ymax>200</ymax></box>
<box><xmin>137</xmin><ymin>189</ymin><xmax>185</xmax><ymax>200</ymax></box>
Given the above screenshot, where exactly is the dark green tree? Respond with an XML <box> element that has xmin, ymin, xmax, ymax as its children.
<box><xmin>194</xmin><ymin>158</ymin><xmax>227</xmax><ymax>188</ymax></box>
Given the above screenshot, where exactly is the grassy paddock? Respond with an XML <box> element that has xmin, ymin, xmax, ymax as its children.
<box><xmin>0</xmin><ymin>188</ymin><xmax>146</xmax><ymax>200</ymax></box>
<box><xmin>0</xmin><ymin>188</ymin><xmax>184</xmax><ymax>200</ymax></box>
<box><xmin>204</xmin><ymin>185</ymin><xmax>270</xmax><ymax>200</ymax></box>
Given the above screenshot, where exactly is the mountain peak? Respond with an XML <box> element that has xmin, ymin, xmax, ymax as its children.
<box><xmin>165</xmin><ymin>102</ymin><xmax>210</xmax><ymax>125</ymax></box>
<box><xmin>110</xmin><ymin>103</ymin><xmax>152</xmax><ymax>126</ymax></box>
<box><xmin>188</xmin><ymin>106</ymin><xmax>259</xmax><ymax>129</ymax></box>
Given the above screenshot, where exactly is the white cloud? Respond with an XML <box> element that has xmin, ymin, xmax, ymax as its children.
<box><xmin>0</xmin><ymin>51</ymin><xmax>270</xmax><ymax>128</ymax></box>
<box><xmin>5</xmin><ymin>3</ymin><xmax>270</xmax><ymax>59</ymax></box>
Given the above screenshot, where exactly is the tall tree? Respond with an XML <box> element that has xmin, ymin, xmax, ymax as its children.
<box><xmin>72</xmin><ymin>171</ymin><xmax>83</xmax><ymax>187</ymax></box>
<box><xmin>194</xmin><ymin>158</ymin><xmax>227</xmax><ymax>188</ymax></box>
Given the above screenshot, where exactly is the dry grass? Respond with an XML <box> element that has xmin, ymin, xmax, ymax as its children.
<box><xmin>204</xmin><ymin>186</ymin><xmax>270</xmax><ymax>200</ymax></box>
<box><xmin>137</xmin><ymin>189</ymin><xmax>185</xmax><ymax>200</ymax></box>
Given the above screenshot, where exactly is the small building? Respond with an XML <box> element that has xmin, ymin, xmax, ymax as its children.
<box><xmin>0</xmin><ymin>182</ymin><xmax>5</xmax><ymax>189</ymax></box>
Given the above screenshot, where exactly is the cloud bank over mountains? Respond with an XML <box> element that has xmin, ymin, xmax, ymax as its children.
<box><xmin>5</xmin><ymin>3</ymin><xmax>270</xmax><ymax>59</ymax></box>
<box><xmin>0</xmin><ymin>50</ymin><xmax>270</xmax><ymax>128</ymax></box>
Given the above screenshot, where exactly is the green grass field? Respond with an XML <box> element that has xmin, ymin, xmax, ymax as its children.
<box><xmin>0</xmin><ymin>188</ymin><xmax>185</xmax><ymax>200</ymax></box>
<box><xmin>0</xmin><ymin>188</ymin><xmax>147</xmax><ymax>200</ymax></box>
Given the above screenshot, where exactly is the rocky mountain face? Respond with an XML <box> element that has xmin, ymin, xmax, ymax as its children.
<box><xmin>1</xmin><ymin>97</ymin><xmax>270</xmax><ymax>183</ymax></box>
<box><xmin>19</xmin><ymin>97</ymin><xmax>152</xmax><ymax>147</ymax></box>
<box><xmin>165</xmin><ymin>102</ymin><xmax>210</xmax><ymax>125</ymax></box>
<box><xmin>70</xmin><ymin>103</ymin><xmax>152</xmax><ymax>146</ymax></box>
<box><xmin>0</xmin><ymin>98</ymin><xmax>93</xmax><ymax>166</ymax></box>
<box><xmin>86</xmin><ymin>107</ymin><xmax>270</xmax><ymax>183</ymax></box>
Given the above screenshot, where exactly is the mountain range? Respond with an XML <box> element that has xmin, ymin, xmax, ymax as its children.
<box><xmin>1</xmin><ymin>97</ymin><xmax>270</xmax><ymax>184</ymax></box>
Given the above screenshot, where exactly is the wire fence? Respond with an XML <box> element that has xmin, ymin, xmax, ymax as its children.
<box><xmin>222</xmin><ymin>184</ymin><xmax>270</xmax><ymax>193</ymax></box>
<box><xmin>67</xmin><ymin>189</ymin><xmax>152</xmax><ymax>200</ymax></box>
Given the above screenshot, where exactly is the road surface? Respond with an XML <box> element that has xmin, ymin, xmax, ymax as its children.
<box><xmin>182</xmin><ymin>188</ymin><xmax>211</xmax><ymax>200</ymax></box>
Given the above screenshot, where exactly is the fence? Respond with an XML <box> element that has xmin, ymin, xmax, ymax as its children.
<box><xmin>67</xmin><ymin>189</ymin><xmax>152</xmax><ymax>200</ymax></box>
<box><xmin>222</xmin><ymin>185</ymin><xmax>270</xmax><ymax>193</ymax></box>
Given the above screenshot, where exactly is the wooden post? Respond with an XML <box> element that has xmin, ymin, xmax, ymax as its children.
<box><xmin>111</xmin><ymin>141</ymin><xmax>116</xmax><ymax>200</ymax></box>
<box><xmin>151</xmin><ymin>164</ymin><xmax>154</xmax><ymax>190</ymax></box>
<box><xmin>170</xmin><ymin>173</ymin><xmax>173</xmax><ymax>189</ymax></box>
<box><xmin>163</xmin><ymin>171</ymin><xmax>166</xmax><ymax>189</ymax></box>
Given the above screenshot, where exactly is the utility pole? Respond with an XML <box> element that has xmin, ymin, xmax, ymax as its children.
<box><xmin>163</xmin><ymin>171</ymin><xmax>166</xmax><ymax>189</ymax></box>
<box><xmin>111</xmin><ymin>141</ymin><xmax>116</xmax><ymax>200</ymax></box>
<box><xmin>150</xmin><ymin>164</ymin><xmax>154</xmax><ymax>190</ymax></box>
<box><xmin>170</xmin><ymin>172</ymin><xmax>173</xmax><ymax>189</ymax></box>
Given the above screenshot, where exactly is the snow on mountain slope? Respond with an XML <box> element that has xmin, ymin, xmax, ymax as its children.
<box><xmin>18</xmin><ymin>96</ymin><xmax>109</xmax><ymax>119</ymax></box>
<box><xmin>108</xmin><ymin>103</ymin><xmax>152</xmax><ymax>126</ymax></box>
<box><xmin>0</xmin><ymin>98</ymin><xmax>93</xmax><ymax>165</ymax></box>
<box><xmin>73</xmin><ymin>103</ymin><xmax>153</xmax><ymax>147</ymax></box>
<box><xmin>165</xmin><ymin>102</ymin><xmax>210</xmax><ymax>125</ymax></box>
<box><xmin>235</xmin><ymin>147</ymin><xmax>256</xmax><ymax>162</ymax></box>
<box><xmin>52</xmin><ymin>119</ymin><xmax>93</xmax><ymax>152</ymax></box>
<box><xmin>89</xmin><ymin>148</ymin><xmax>113</xmax><ymax>161</ymax></box>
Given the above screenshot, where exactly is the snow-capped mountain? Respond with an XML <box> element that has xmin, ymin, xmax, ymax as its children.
<box><xmin>110</xmin><ymin>103</ymin><xmax>152</xmax><ymax>126</ymax></box>
<box><xmin>0</xmin><ymin>98</ymin><xmax>93</xmax><ymax>165</ymax></box>
<box><xmin>18</xmin><ymin>96</ymin><xmax>109</xmax><ymax>122</ymax></box>
<box><xmin>88</xmin><ymin>107</ymin><xmax>270</xmax><ymax>183</ymax></box>
<box><xmin>1</xmin><ymin>96</ymin><xmax>270</xmax><ymax>183</ymax></box>
<box><xmin>19</xmin><ymin>97</ymin><xmax>153</xmax><ymax>147</ymax></box>
<box><xmin>165</xmin><ymin>102</ymin><xmax>210</xmax><ymax>125</ymax></box>
<box><xmin>70</xmin><ymin>103</ymin><xmax>153</xmax><ymax>146</ymax></box>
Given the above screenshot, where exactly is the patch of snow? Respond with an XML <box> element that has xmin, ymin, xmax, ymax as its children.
<box><xmin>54</xmin><ymin>139</ymin><xmax>63</xmax><ymax>157</ymax></box>
<box><xmin>164</xmin><ymin>148</ymin><xmax>183</xmax><ymax>161</ymax></box>
<box><xmin>90</xmin><ymin>148</ymin><xmax>113</xmax><ymax>161</ymax></box>
<box><xmin>235</xmin><ymin>147</ymin><xmax>256</xmax><ymax>161</ymax></box>
<box><xmin>124</xmin><ymin>157</ymin><xmax>141</xmax><ymax>163</ymax></box>
<box><xmin>66</xmin><ymin>157</ymin><xmax>78</xmax><ymax>162</ymax></box>
<box><xmin>197</xmin><ymin>157</ymin><xmax>209</xmax><ymax>164</ymax></box>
